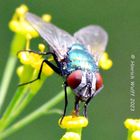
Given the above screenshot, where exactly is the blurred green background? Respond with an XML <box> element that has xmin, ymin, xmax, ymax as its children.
<box><xmin>0</xmin><ymin>0</ymin><xmax>139</xmax><ymax>140</ymax></box>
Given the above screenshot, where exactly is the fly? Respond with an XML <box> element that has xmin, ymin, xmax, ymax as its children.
<box><xmin>19</xmin><ymin>12</ymin><xmax>108</xmax><ymax>123</ymax></box>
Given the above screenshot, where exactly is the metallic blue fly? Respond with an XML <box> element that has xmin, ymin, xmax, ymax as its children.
<box><xmin>20</xmin><ymin>12</ymin><xmax>108</xmax><ymax>122</ymax></box>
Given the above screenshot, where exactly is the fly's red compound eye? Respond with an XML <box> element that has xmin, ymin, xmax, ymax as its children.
<box><xmin>67</xmin><ymin>70</ymin><xmax>82</xmax><ymax>89</ymax></box>
<box><xmin>95</xmin><ymin>73</ymin><xmax>103</xmax><ymax>90</ymax></box>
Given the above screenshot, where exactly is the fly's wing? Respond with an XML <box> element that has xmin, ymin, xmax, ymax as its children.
<box><xmin>26</xmin><ymin>12</ymin><xmax>77</xmax><ymax>60</ymax></box>
<box><xmin>74</xmin><ymin>25</ymin><xmax>108</xmax><ymax>65</ymax></box>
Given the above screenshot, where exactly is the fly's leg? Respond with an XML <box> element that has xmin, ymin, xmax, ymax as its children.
<box><xmin>18</xmin><ymin>50</ymin><xmax>60</xmax><ymax>67</ymax></box>
<box><xmin>18</xmin><ymin>59</ymin><xmax>61</xmax><ymax>86</ymax></box>
<box><xmin>74</xmin><ymin>96</ymin><xmax>80</xmax><ymax>116</ymax></box>
<box><xmin>60</xmin><ymin>82</ymin><xmax>68</xmax><ymax>124</ymax></box>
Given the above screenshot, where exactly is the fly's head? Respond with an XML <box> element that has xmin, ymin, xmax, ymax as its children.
<box><xmin>66</xmin><ymin>70</ymin><xmax>103</xmax><ymax>102</ymax></box>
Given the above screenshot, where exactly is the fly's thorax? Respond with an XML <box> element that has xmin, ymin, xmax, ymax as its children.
<box><xmin>67</xmin><ymin>70</ymin><xmax>101</xmax><ymax>102</ymax></box>
<box><xmin>59</xmin><ymin>44</ymin><xmax>98</xmax><ymax>76</ymax></box>
<box><xmin>66</xmin><ymin>44</ymin><xmax>98</xmax><ymax>73</ymax></box>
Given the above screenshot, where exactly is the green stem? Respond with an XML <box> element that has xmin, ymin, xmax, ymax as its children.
<box><xmin>0</xmin><ymin>88</ymin><xmax>71</xmax><ymax>139</ymax></box>
<box><xmin>0</xmin><ymin>33</ymin><xmax>26</xmax><ymax>112</ymax></box>
<box><xmin>0</xmin><ymin>56</ymin><xmax>17</xmax><ymax>112</ymax></box>
<box><xmin>2</xmin><ymin>92</ymin><xmax>33</xmax><ymax>129</ymax></box>
<box><xmin>0</xmin><ymin>87</ymin><xmax>28</xmax><ymax>130</ymax></box>
<box><xmin>0</xmin><ymin>67</ymin><xmax>46</xmax><ymax>130</ymax></box>
<box><xmin>45</xmin><ymin>109</ymin><xmax>63</xmax><ymax>115</ymax></box>
<box><xmin>127</xmin><ymin>130</ymin><xmax>133</xmax><ymax>140</ymax></box>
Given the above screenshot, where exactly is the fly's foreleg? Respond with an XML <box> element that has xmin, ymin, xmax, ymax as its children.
<box><xmin>18</xmin><ymin>59</ymin><xmax>61</xmax><ymax>86</ymax></box>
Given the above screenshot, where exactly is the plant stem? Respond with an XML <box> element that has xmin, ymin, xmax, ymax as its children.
<box><xmin>0</xmin><ymin>87</ymin><xmax>28</xmax><ymax>130</ymax></box>
<box><xmin>127</xmin><ymin>130</ymin><xmax>133</xmax><ymax>140</ymax></box>
<box><xmin>1</xmin><ymin>87</ymin><xmax>27</xmax><ymax>119</ymax></box>
<box><xmin>1</xmin><ymin>92</ymin><xmax>33</xmax><ymax>130</ymax></box>
<box><xmin>0</xmin><ymin>64</ymin><xmax>46</xmax><ymax>130</ymax></box>
<box><xmin>0</xmin><ymin>33</ymin><xmax>26</xmax><ymax>112</ymax></box>
<box><xmin>0</xmin><ymin>56</ymin><xmax>17</xmax><ymax>112</ymax></box>
<box><xmin>0</xmin><ymin>88</ymin><xmax>71</xmax><ymax>139</ymax></box>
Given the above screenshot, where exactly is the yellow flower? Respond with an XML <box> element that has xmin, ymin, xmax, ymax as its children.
<box><xmin>59</xmin><ymin>115</ymin><xmax>88</xmax><ymax>140</ymax></box>
<box><xmin>59</xmin><ymin>115</ymin><xmax>88</xmax><ymax>129</ymax></box>
<box><xmin>42</xmin><ymin>14</ymin><xmax>52</xmax><ymax>22</ymax></box>
<box><xmin>124</xmin><ymin>119</ymin><xmax>140</xmax><ymax>131</ymax></box>
<box><xmin>9</xmin><ymin>4</ymin><xmax>38</xmax><ymax>39</ymax></box>
<box><xmin>9</xmin><ymin>4</ymin><xmax>52</xmax><ymax>40</ymax></box>
<box><xmin>131</xmin><ymin>131</ymin><xmax>140</xmax><ymax>140</ymax></box>
<box><xmin>18</xmin><ymin>44</ymin><xmax>54</xmax><ymax>77</ymax></box>
<box><xmin>124</xmin><ymin>118</ymin><xmax>140</xmax><ymax>140</ymax></box>
<box><xmin>99</xmin><ymin>52</ymin><xmax>113</xmax><ymax>70</ymax></box>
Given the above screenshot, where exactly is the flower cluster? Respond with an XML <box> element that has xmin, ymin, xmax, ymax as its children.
<box><xmin>59</xmin><ymin>115</ymin><xmax>88</xmax><ymax>140</ymax></box>
<box><xmin>0</xmin><ymin>4</ymin><xmax>55</xmax><ymax>139</ymax></box>
<box><xmin>8</xmin><ymin>4</ymin><xmax>54</xmax><ymax>91</ymax></box>
<box><xmin>17</xmin><ymin>44</ymin><xmax>53</xmax><ymax>78</ymax></box>
<box><xmin>99</xmin><ymin>52</ymin><xmax>113</xmax><ymax>70</ymax></box>
<box><xmin>9</xmin><ymin>5</ymin><xmax>52</xmax><ymax>39</ymax></box>
<box><xmin>9</xmin><ymin>4</ymin><xmax>38</xmax><ymax>40</ymax></box>
<box><xmin>124</xmin><ymin>118</ymin><xmax>140</xmax><ymax>140</ymax></box>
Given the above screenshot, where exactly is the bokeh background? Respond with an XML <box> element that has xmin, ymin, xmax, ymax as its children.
<box><xmin>0</xmin><ymin>0</ymin><xmax>139</xmax><ymax>140</ymax></box>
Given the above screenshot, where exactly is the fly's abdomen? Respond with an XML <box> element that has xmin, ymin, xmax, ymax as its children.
<box><xmin>67</xmin><ymin>44</ymin><xmax>98</xmax><ymax>73</ymax></box>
